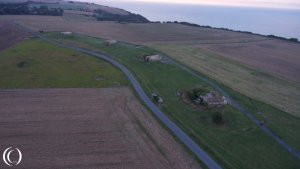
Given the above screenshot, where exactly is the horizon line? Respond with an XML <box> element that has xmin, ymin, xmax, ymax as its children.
<box><xmin>84</xmin><ymin>0</ymin><xmax>300</xmax><ymax>10</ymax></box>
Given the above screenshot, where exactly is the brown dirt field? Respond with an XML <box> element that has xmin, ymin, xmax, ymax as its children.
<box><xmin>0</xmin><ymin>21</ymin><xmax>30</xmax><ymax>51</ymax></box>
<box><xmin>198</xmin><ymin>40</ymin><xmax>300</xmax><ymax>83</ymax></box>
<box><xmin>0</xmin><ymin>88</ymin><xmax>200</xmax><ymax>169</ymax></box>
<box><xmin>0</xmin><ymin>15</ymin><xmax>264</xmax><ymax>44</ymax></box>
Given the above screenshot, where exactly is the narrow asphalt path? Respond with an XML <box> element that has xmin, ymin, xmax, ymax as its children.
<box><xmin>165</xmin><ymin>54</ymin><xmax>300</xmax><ymax>160</ymax></box>
<box><xmin>18</xmin><ymin>26</ymin><xmax>223</xmax><ymax>169</ymax></box>
<box><xmin>19</xmin><ymin>23</ymin><xmax>299</xmax><ymax>166</ymax></box>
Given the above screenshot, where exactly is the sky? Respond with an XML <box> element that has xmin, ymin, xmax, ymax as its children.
<box><xmin>76</xmin><ymin>0</ymin><xmax>300</xmax><ymax>9</ymax></box>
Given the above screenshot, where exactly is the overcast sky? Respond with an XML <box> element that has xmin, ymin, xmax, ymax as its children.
<box><xmin>76</xmin><ymin>0</ymin><xmax>300</xmax><ymax>9</ymax></box>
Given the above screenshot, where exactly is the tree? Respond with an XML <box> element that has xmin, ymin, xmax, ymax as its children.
<box><xmin>289</xmin><ymin>38</ymin><xmax>298</xmax><ymax>42</ymax></box>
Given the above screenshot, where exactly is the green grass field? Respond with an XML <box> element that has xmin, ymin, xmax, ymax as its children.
<box><xmin>46</xmin><ymin>32</ymin><xmax>300</xmax><ymax>169</ymax></box>
<box><xmin>0</xmin><ymin>38</ymin><xmax>129</xmax><ymax>88</ymax></box>
<box><xmin>148</xmin><ymin>43</ymin><xmax>300</xmax><ymax>118</ymax></box>
<box><xmin>147</xmin><ymin>44</ymin><xmax>300</xmax><ymax>152</ymax></box>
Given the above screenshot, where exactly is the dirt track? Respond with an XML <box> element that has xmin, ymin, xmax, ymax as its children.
<box><xmin>0</xmin><ymin>88</ymin><xmax>200</xmax><ymax>169</ymax></box>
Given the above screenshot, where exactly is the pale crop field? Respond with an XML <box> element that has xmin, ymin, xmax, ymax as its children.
<box><xmin>149</xmin><ymin>42</ymin><xmax>300</xmax><ymax>117</ymax></box>
<box><xmin>0</xmin><ymin>15</ymin><xmax>264</xmax><ymax>44</ymax></box>
<box><xmin>2</xmin><ymin>15</ymin><xmax>298</xmax><ymax>116</ymax></box>
<box><xmin>198</xmin><ymin>40</ymin><xmax>300</xmax><ymax>83</ymax></box>
<box><xmin>44</xmin><ymin>32</ymin><xmax>300</xmax><ymax>169</ymax></box>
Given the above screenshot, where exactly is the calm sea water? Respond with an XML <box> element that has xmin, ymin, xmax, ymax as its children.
<box><xmin>92</xmin><ymin>1</ymin><xmax>300</xmax><ymax>39</ymax></box>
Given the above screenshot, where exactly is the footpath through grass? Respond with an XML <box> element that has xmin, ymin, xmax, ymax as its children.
<box><xmin>0</xmin><ymin>38</ymin><xmax>129</xmax><ymax>88</ymax></box>
<box><xmin>45</xmin><ymin>32</ymin><xmax>300</xmax><ymax>169</ymax></box>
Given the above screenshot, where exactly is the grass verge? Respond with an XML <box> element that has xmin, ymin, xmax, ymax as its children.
<box><xmin>148</xmin><ymin>43</ymin><xmax>300</xmax><ymax>117</ymax></box>
<box><xmin>45</xmin><ymin>32</ymin><xmax>300</xmax><ymax>169</ymax></box>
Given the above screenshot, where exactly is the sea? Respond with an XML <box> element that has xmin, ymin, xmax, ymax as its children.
<box><xmin>85</xmin><ymin>1</ymin><xmax>300</xmax><ymax>39</ymax></box>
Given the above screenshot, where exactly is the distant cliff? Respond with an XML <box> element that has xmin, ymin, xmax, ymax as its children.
<box><xmin>0</xmin><ymin>0</ymin><xmax>150</xmax><ymax>23</ymax></box>
<box><xmin>0</xmin><ymin>2</ymin><xmax>63</xmax><ymax>16</ymax></box>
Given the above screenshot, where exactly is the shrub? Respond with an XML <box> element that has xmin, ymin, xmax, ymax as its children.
<box><xmin>17</xmin><ymin>61</ymin><xmax>27</xmax><ymax>68</ymax></box>
<box><xmin>212</xmin><ymin>112</ymin><xmax>223</xmax><ymax>124</ymax></box>
<box><xmin>94</xmin><ymin>9</ymin><xmax>149</xmax><ymax>23</ymax></box>
<box><xmin>187</xmin><ymin>87</ymin><xmax>209</xmax><ymax>101</ymax></box>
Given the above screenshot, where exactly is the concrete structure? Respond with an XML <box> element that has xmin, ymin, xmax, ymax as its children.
<box><xmin>61</xmin><ymin>31</ymin><xmax>72</xmax><ymax>35</ymax></box>
<box><xmin>144</xmin><ymin>54</ymin><xmax>163</xmax><ymax>62</ymax></box>
<box><xmin>151</xmin><ymin>93</ymin><xmax>164</xmax><ymax>104</ymax></box>
<box><xmin>105</xmin><ymin>39</ymin><xmax>117</xmax><ymax>46</ymax></box>
<box><xmin>22</xmin><ymin>22</ymin><xmax>300</xmax><ymax>168</ymax></box>
<box><xmin>201</xmin><ymin>91</ymin><xmax>228</xmax><ymax>106</ymax></box>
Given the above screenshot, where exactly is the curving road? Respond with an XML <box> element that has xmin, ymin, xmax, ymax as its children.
<box><xmin>165</xmin><ymin>52</ymin><xmax>300</xmax><ymax>161</ymax></box>
<box><xmin>19</xmin><ymin>23</ymin><xmax>299</xmax><ymax>168</ymax></box>
<box><xmin>19</xmin><ymin>28</ymin><xmax>222</xmax><ymax>169</ymax></box>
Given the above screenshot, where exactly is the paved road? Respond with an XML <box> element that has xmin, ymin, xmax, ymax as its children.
<box><xmin>19</xmin><ymin>29</ymin><xmax>222</xmax><ymax>169</ymax></box>
<box><xmin>166</xmin><ymin>54</ymin><xmax>300</xmax><ymax>160</ymax></box>
<box><xmin>20</xmin><ymin>24</ymin><xmax>299</xmax><ymax>168</ymax></box>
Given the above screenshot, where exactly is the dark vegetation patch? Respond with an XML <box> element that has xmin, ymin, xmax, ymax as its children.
<box><xmin>266</xmin><ymin>35</ymin><xmax>298</xmax><ymax>42</ymax></box>
<box><xmin>0</xmin><ymin>1</ymin><xmax>149</xmax><ymax>23</ymax></box>
<box><xmin>187</xmin><ymin>87</ymin><xmax>210</xmax><ymax>102</ymax></box>
<box><xmin>0</xmin><ymin>2</ymin><xmax>63</xmax><ymax>16</ymax></box>
<box><xmin>93</xmin><ymin>9</ymin><xmax>149</xmax><ymax>23</ymax></box>
<box><xmin>212</xmin><ymin>112</ymin><xmax>224</xmax><ymax>124</ymax></box>
<box><xmin>157</xmin><ymin>21</ymin><xmax>299</xmax><ymax>43</ymax></box>
<box><xmin>185</xmin><ymin>86</ymin><xmax>228</xmax><ymax>107</ymax></box>
<box><xmin>45</xmin><ymin>32</ymin><xmax>300</xmax><ymax>169</ymax></box>
<box><xmin>17</xmin><ymin>60</ymin><xmax>27</xmax><ymax>68</ymax></box>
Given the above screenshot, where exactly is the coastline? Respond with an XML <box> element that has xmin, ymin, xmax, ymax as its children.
<box><xmin>150</xmin><ymin>21</ymin><xmax>299</xmax><ymax>43</ymax></box>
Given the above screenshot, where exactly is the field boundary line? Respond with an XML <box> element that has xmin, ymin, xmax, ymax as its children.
<box><xmin>16</xmin><ymin>23</ymin><xmax>223</xmax><ymax>169</ymax></box>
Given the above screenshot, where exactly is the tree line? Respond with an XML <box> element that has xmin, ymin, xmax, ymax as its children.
<box><xmin>93</xmin><ymin>9</ymin><xmax>149</xmax><ymax>23</ymax></box>
<box><xmin>0</xmin><ymin>3</ymin><xmax>63</xmax><ymax>16</ymax></box>
<box><xmin>154</xmin><ymin>21</ymin><xmax>299</xmax><ymax>43</ymax></box>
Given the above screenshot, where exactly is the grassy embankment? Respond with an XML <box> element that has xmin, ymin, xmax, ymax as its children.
<box><xmin>0</xmin><ymin>38</ymin><xmax>129</xmax><ymax>88</ymax></box>
<box><xmin>149</xmin><ymin>43</ymin><xmax>300</xmax><ymax>117</ymax></box>
<box><xmin>45</xmin><ymin>32</ymin><xmax>300</xmax><ymax>169</ymax></box>
<box><xmin>148</xmin><ymin>43</ymin><xmax>300</xmax><ymax>152</ymax></box>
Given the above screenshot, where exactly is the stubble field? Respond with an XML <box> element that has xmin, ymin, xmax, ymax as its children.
<box><xmin>1</xmin><ymin>14</ymin><xmax>299</xmax><ymax>168</ymax></box>
<box><xmin>150</xmin><ymin>41</ymin><xmax>300</xmax><ymax>117</ymax></box>
<box><xmin>0</xmin><ymin>88</ymin><xmax>200</xmax><ymax>169</ymax></box>
<box><xmin>198</xmin><ymin>40</ymin><xmax>300</xmax><ymax>83</ymax></box>
<box><xmin>0</xmin><ymin>15</ymin><xmax>265</xmax><ymax>44</ymax></box>
<box><xmin>44</xmin><ymin>32</ymin><xmax>300</xmax><ymax>169</ymax></box>
<box><xmin>5</xmin><ymin>14</ymin><xmax>296</xmax><ymax>115</ymax></box>
<box><xmin>0</xmin><ymin>22</ymin><xmax>202</xmax><ymax>169</ymax></box>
